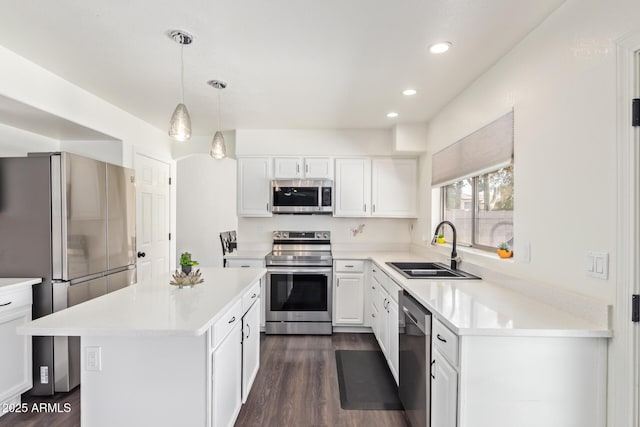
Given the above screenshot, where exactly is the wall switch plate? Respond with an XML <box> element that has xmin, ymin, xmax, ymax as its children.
<box><xmin>517</xmin><ymin>243</ymin><xmax>531</xmax><ymax>264</ymax></box>
<box><xmin>86</xmin><ymin>346</ymin><xmax>102</xmax><ymax>371</ymax></box>
<box><xmin>585</xmin><ymin>251</ymin><xmax>609</xmax><ymax>279</ymax></box>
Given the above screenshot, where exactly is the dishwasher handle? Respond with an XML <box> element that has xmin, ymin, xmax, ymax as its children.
<box><xmin>403</xmin><ymin>306</ymin><xmax>426</xmax><ymax>333</ymax></box>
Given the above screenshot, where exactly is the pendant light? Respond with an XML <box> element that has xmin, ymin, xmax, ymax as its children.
<box><xmin>208</xmin><ymin>79</ymin><xmax>228</xmax><ymax>159</ymax></box>
<box><xmin>168</xmin><ymin>30</ymin><xmax>193</xmax><ymax>141</ymax></box>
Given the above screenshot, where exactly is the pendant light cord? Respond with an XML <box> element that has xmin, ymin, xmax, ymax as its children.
<box><xmin>217</xmin><ymin>89</ymin><xmax>222</xmax><ymax>131</ymax></box>
<box><xmin>180</xmin><ymin>43</ymin><xmax>185</xmax><ymax>104</ymax></box>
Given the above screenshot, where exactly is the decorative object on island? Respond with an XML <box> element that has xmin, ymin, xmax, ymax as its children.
<box><xmin>168</xmin><ymin>29</ymin><xmax>193</xmax><ymax>141</ymax></box>
<box><xmin>180</xmin><ymin>251</ymin><xmax>199</xmax><ymax>274</ymax></box>
<box><xmin>207</xmin><ymin>79</ymin><xmax>228</xmax><ymax>159</ymax></box>
<box><xmin>170</xmin><ymin>269</ymin><xmax>204</xmax><ymax>288</ymax></box>
<box><xmin>497</xmin><ymin>242</ymin><xmax>513</xmax><ymax>258</ymax></box>
<box><xmin>437</xmin><ymin>232</ymin><xmax>446</xmax><ymax>244</ymax></box>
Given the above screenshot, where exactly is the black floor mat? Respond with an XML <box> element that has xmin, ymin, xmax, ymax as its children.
<box><xmin>335</xmin><ymin>350</ymin><xmax>403</xmax><ymax>410</ymax></box>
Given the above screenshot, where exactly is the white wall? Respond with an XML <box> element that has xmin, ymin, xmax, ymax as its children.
<box><xmin>413</xmin><ymin>0</ymin><xmax>640</xmax><ymax>304</ymax></box>
<box><xmin>0</xmin><ymin>123</ymin><xmax>59</xmax><ymax>156</ymax></box>
<box><xmin>176</xmin><ymin>155</ymin><xmax>237</xmax><ymax>267</ymax></box>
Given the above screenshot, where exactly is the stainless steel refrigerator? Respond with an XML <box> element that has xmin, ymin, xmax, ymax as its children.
<box><xmin>0</xmin><ymin>152</ymin><xmax>136</xmax><ymax>395</ymax></box>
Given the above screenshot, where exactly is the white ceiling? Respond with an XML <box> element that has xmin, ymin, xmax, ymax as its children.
<box><xmin>0</xmin><ymin>0</ymin><xmax>565</xmax><ymax>136</ymax></box>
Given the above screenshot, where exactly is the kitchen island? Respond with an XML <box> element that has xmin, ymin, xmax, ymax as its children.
<box><xmin>18</xmin><ymin>267</ymin><xmax>266</xmax><ymax>427</ymax></box>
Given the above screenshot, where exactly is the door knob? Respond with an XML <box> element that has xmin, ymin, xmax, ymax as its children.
<box><xmin>137</xmin><ymin>251</ymin><xmax>146</xmax><ymax>258</ymax></box>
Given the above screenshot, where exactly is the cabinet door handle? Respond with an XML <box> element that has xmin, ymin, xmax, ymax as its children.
<box><xmin>241</xmin><ymin>265</ymin><xmax>251</xmax><ymax>268</ymax></box>
<box><xmin>345</xmin><ymin>265</ymin><xmax>354</xmax><ymax>268</ymax></box>
<box><xmin>246</xmin><ymin>323</ymin><xmax>251</xmax><ymax>339</ymax></box>
<box><xmin>371</xmin><ymin>286</ymin><xmax>375</xmax><ymax>290</ymax></box>
<box><xmin>371</xmin><ymin>313</ymin><xmax>375</xmax><ymax>318</ymax></box>
<box><xmin>266</xmin><ymin>202</ymin><xmax>269</xmax><ymax>211</ymax></box>
<box><xmin>296</xmin><ymin>164</ymin><xmax>300</xmax><ymax>174</ymax></box>
<box><xmin>373</xmin><ymin>204</ymin><xmax>376</xmax><ymax>213</ymax></box>
<box><xmin>305</xmin><ymin>164</ymin><xmax>309</xmax><ymax>173</ymax></box>
<box><xmin>363</xmin><ymin>203</ymin><xmax>367</xmax><ymax>212</ymax></box>
<box><xmin>436</xmin><ymin>334</ymin><xmax>447</xmax><ymax>343</ymax></box>
<box><xmin>228</xmin><ymin>316</ymin><xmax>236</xmax><ymax>324</ymax></box>
<box><xmin>251</xmin><ymin>293</ymin><xmax>257</xmax><ymax>299</ymax></box>
<box><xmin>0</xmin><ymin>301</ymin><xmax>11</xmax><ymax>307</ymax></box>
<box><xmin>431</xmin><ymin>360</ymin><xmax>436</xmax><ymax>379</ymax></box>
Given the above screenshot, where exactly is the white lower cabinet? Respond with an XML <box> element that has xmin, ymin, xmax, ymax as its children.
<box><xmin>0</xmin><ymin>286</ymin><xmax>33</xmax><ymax>416</ymax></box>
<box><xmin>369</xmin><ymin>263</ymin><xmax>400</xmax><ymax>384</ymax></box>
<box><xmin>432</xmin><ymin>349</ymin><xmax>458</xmax><ymax>427</ymax></box>
<box><xmin>210</xmin><ymin>280</ymin><xmax>262</xmax><ymax>427</ymax></box>
<box><xmin>242</xmin><ymin>301</ymin><xmax>260</xmax><ymax>403</ymax></box>
<box><xmin>333</xmin><ymin>260</ymin><xmax>365</xmax><ymax>326</ymax></box>
<box><xmin>213</xmin><ymin>321</ymin><xmax>242</xmax><ymax>427</ymax></box>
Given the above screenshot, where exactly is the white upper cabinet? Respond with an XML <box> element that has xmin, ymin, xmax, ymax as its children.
<box><xmin>273</xmin><ymin>157</ymin><xmax>302</xmax><ymax>178</ymax></box>
<box><xmin>371</xmin><ymin>158</ymin><xmax>417</xmax><ymax>217</ymax></box>
<box><xmin>303</xmin><ymin>158</ymin><xmax>333</xmax><ymax>179</ymax></box>
<box><xmin>273</xmin><ymin>157</ymin><xmax>333</xmax><ymax>179</ymax></box>
<box><xmin>334</xmin><ymin>158</ymin><xmax>371</xmax><ymax>217</ymax></box>
<box><xmin>335</xmin><ymin>157</ymin><xmax>417</xmax><ymax>218</ymax></box>
<box><xmin>237</xmin><ymin>157</ymin><xmax>272</xmax><ymax>217</ymax></box>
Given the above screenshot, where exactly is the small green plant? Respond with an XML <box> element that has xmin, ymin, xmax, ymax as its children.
<box><xmin>498</xmin><ymin>242</ymin><xmax>511</xmax><ymax>251</ymax></box>
<box><xmin>180</xmin><ymin>252</ymin><xmax>199</xmax><ymax>267</ymax></box>
<box><xmin>438</xmin><ymin>232</ymin><xmax>444</xmax><ymax>239</ymax></box>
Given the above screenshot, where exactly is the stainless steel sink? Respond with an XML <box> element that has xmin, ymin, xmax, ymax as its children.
<box><xmin>386</xmin><ymin>262</ymin><xmax>480</xmax><ymax>280</ymax></box>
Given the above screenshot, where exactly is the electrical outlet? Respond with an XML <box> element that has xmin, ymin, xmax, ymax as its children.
<box><xmin>40</xmin><ymin>366</ymin><xmax>49</xmax><ymax>384</ymax></box>
<box><xmin>86</xmin><ymin>346</ymin><xmax>102</xmax><ymax>371</ymax></box>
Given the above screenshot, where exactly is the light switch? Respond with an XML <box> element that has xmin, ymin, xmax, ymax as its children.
<box><xmin>586</xmin><ymin>251</ymin><xmax>608</xmax><ymax>279</ymax></box>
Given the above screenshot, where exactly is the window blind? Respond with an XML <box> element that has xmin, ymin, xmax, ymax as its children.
<box><xmin>431</xmin><ymin>110</ymin><xmax>513</xmax><ymax>187</ymax></box>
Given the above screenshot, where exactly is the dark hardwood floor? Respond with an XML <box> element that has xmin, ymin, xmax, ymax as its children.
<box><xmin>0</xmin><ymin>333</ymin><xmax>408</xmax><ymax>427</ymax></box>
<box><xmin>235</xmin><ymin>333</ymin><xmax>409</xmax><ymax>427</ymax></box>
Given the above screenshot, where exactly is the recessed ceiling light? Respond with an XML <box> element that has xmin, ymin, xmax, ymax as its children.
<box><xmin>402</xmin><ymin>89</ymin><xmax>417</xmax><ymax>96</ymax></box>
<box><xmin>387</xmin><ymin>112</ymin><xmax>399</xmax><ymax>118</ymax></box>
<box><xmin>429</xmin><ymin>41</ymin><xmax>452</xmax><ymax>54</ymax></box>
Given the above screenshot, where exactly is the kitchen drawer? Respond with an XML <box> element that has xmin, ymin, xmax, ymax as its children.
<box><xmin>335</xmin><ymin>260</ymin><xmax>365</xmax><ymax>273</ymax></box>
<box><xmin>211</xmin><ymin>299</ymin><xmax>243</xmax><ymax>349</ymax></box>
<box><xmin>242</xmin><ymin>280</ymin><xmax>261</xmax><ymax>313</ymax></box>
<box><xmin>226</xmin><ymin>258</ymin><xmax>264</xmax><ymax>268</ymax></box>
<box><xmin>371</xmin><ymin>263</ymin><xmax>388</xmax><ymax>287</ymax></box>
<box><xmin>433</xmin><ymin>318</ymin><xmax>459</xmax><ymax>367</ymax></box>
<box><xmin>383</xmin><ymin>277</ymin><xmax>401</xmax><ymax>302</ymax></box>
<box><xmin>0</xmin><ymin>287</ymin><xmax>32</xmax><ymax>314</ymax></box>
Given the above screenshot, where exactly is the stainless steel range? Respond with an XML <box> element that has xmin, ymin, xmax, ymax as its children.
<box><xmin>265</xmin><ymin>230</ymin><xmax>333</xmax><ymax>335</ymax></box>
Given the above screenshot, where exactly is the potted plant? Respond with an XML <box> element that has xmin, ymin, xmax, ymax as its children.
<box><xmin>497</xmin><ymin>242</ymin><xmax>513</xmax><ymax>259</ymax></box>
<box><xmin>180</xmin><ymin>251</ymin><xmax>199</xmax><ymax>274</ymax></box>
<box><xmin>437</xmin><ymin>232</ymin><xmax>446</xmax><ymax>244</ymax></box>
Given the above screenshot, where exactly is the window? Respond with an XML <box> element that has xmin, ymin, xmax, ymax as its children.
<box><xmin>442</xmin><ymin>165</ymin><xmax>513</xmax><ymax>250</ymax></box>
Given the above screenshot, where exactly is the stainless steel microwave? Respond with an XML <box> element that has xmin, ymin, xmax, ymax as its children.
<box><xmin>271</xmin><ymin>179</ymin><xmax>333</xmax><ymax>214</ymax></box>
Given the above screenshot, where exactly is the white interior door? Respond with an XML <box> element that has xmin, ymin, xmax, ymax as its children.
<box><xmin>136</xmin><ymin>154</ymin><xmax>171</xmax><ymax>282</ymax></box>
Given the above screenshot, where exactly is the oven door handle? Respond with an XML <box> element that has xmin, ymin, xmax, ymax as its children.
<box><xmin>267</xmin><ymin>267</ymin><xmax>333</xmax><ymax>274</ymax></box>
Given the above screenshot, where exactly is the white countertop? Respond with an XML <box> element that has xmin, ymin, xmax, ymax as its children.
<box><xmin>18</xmin><ymin>267</ymin><xmax>266</xmax><ymax>337</ymax></box>
<box><xmin>0</xmin><ymin>277</ymin><xmax>41</xmax><ymax>291</ymax></box>
<box><xmin>223</xmin><ymin>250</ymin><xmax>269</xmax><ymax>259</ymax></box>
<box><xmin>334</xmin><ymin>251</ymin><xmax>611</xmax><ymax>338</ymax></box>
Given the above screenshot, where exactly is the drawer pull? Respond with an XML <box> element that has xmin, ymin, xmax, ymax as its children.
<box><xmin>371</xmin><ymin>313</ymin><xmax>375</xmax><ymax>318</ymax></box>
<box><xmin>228</xmin><ymin>316</ymin><xmax>236</xmax><ymax>324</ymax></box>
<box><xmin>245</xmin><ymin>323</ymin><xmax>251</xmax><ymax>339</ymax></box>
<box><xmin>0</xmin><ymin>301</ymin><xmax>12</xmax><ymax>307</ymax></box>
<box><xmin>431</xmin><ymin>360</ymin><xmax>436</xmax><ymax>379</ymax></box>
<box><xmin>345</xmin><ymin>265</ymin><xmax>354</xmax><ymax>268</ymax></box>
<box><xmin>241</xmin><ymin>265</ymin><xmax>250</xmax><ymax>268</ymax></box>
<box><xmin>251</xmin><ymin>293</ymin><xmax>257</xmax><ymax>299</ymax></box>
<box><xmin>436</xmin><ymin>334</ymin><xmax>447</xmax><ymax>343</ymax></box>
<box><xmin>371</xmin><ymin>286</ymin><xmax>375</xmax><ymax>290</ymax></box>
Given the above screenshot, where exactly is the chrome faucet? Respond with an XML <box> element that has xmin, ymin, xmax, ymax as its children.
<box><xmin>431</xmin><ymin>220</ymin><xmax>460</xmax><ymax>270</ymax></box>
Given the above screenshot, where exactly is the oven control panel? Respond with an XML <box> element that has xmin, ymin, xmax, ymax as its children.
<box><xmin>273</xmin><ymin>231</ymin><xmax>330</xmax><ymax>240</ymax></box>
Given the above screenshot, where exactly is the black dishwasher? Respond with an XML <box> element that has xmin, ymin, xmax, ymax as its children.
<box><xmin>399</xmin><ymin>291</ymin><xmax>432</xmax><ymax>427</ymax></box>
